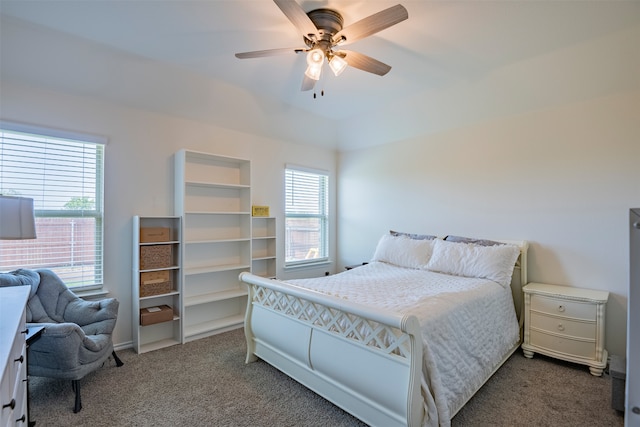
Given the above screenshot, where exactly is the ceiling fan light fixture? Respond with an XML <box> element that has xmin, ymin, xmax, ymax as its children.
<box><xmin>305</xmin><ymin>63</ymin><xmax>323</xmax><ymax>81</ymax></box>
<box><xmin>235</xmin><ymin>2</ymin><xmax>409</xmax><ymax>91</ymax></box>
<box><xmin>329</xmin><ymin>55</ymin><xmax>348</xmax><ymax>76</ymax></box>
<box><xmin>306</xmin><ymin>48</ymin><xmax>325</xmax><ymax>66</ymax></box>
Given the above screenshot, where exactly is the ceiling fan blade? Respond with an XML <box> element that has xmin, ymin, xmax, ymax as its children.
<box><xmin>273</xmin><ymin>0</ymin><xmax>318</xmax><ymax>41</ymax></box>
<box><xmin>300</xmin><ymin>74</ymin><xmax>316</xmax><ymax>91</ymax></box>
<box><xmin>340</xmin><ymin>50</ymin><xmax>392</xmax><ymax>76</ymax></box>
<box><xmin>332</xmin><ymin>4</ymin><xmax>408</xmax><ymax>46</ymax></box>
<box><xmin>235</xmin><ymin>47</ymin><xmax>304</xmax><ymax>59</ymax></box>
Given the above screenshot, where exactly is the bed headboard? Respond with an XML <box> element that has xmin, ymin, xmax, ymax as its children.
<box><xmin>497</xmin><ymin>240</ymin><xmax>529</xmax><ymax>329</ymax></box>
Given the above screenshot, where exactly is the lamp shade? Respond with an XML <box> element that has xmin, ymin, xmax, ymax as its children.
<box><xmin>306</xmin><ymin>48</ymin><xmax>324</xmax><ymax>66</ymax></box>
<box><xmin>304</xmin><ymin>64</ymin><xmax>323</xmax><ymax>81</ymax></box>
<box><xmin>0</xmin><ymin>195</ymin><xmax>37</xmax><ymax>239</ymax></box>
<box><xmin>329</xmin><ymin>55</ymin><xmax>348</xmax><ymax>76</ymax></box>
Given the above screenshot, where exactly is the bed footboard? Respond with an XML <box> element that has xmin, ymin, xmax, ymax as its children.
<box><xmin>239</xmin><ymin>272</ymin><xmax>424</xmax><ymax>427</ymax></box>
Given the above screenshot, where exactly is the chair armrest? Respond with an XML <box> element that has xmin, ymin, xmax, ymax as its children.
<box><xmin>27</xmin><ymin>321</ymin><xmax>114</xmax><ymax>379</ymax></box>
<box><xmin>64</xmin><ymin>297</ymin><xmax>119</xmax><ymax>331</ymax></box>
<box><xmin>27</xmin><ymin>322</ymin><xmax>85</xmax><ymax>371</ymax></box>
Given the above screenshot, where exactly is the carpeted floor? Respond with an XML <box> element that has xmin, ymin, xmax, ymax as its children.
<box><xmin>28</xmin><ymin>328</ymin><xmax>624</xmax><ymax>426</ymax></box>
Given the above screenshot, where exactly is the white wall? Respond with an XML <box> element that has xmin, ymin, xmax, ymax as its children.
<box><xmin>0</xmin><ymin>81</ymin><xmax>337</xmax><ymax>348</ymax></box>
<box><xmin>336</xmin><ymin>21</ymin><xmax>640</xmax><ymax>151</ymax></box>
<box><xmin>337</xmin><ymin>89</ymin><xmax>640</xmax><ymax>357</ymax></box>
<box><xmin>0</xmin><ymin>15</ymin><xmax>339</xmax><ymax>151</ymax></box>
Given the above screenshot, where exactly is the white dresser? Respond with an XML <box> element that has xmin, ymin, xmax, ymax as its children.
<box><xmin>0</xmin><ymin>286</ymin><xmax>30</xmax><ymax>426</ymax></box>
<box><xmin>521</xmin><ymin>282</ymin><xmax>609</xmax><ymax>376</ymax></box>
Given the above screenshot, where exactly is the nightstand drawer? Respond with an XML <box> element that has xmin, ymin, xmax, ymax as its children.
<box><xmin>530</xmin><ymin>294</ymin><xmax>596</xmax><ymax>321</ymax></box>
<box><xmin>529</xmin><ymin>329</ymin><xmax>595</xmax><ymax>359</ymax></box>
<box><xmin>530</xmin><ymin>312</ymin><xmax>595</xmax><ymax>340</ymax></box>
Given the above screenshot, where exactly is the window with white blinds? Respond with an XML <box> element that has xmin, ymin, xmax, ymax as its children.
<box><xmin>0</xmin><ymin>123</ymin><xmax>105</xmax><ymax>290</ymax></box>
<box><xmin>285</xmin><ymin>165</ymin><xmax>329</xmax><ymax>267</ymax></box>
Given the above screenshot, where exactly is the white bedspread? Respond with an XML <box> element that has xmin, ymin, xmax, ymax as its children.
<box><xmin>287</xmin><ymin>261</ymin><xmax>520</xmax><ymax>427</ymax></box>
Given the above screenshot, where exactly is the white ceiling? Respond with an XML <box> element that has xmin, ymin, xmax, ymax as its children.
<box><xmin>1</xmin><ymin>0</ymin><xmax>639</xmax><ymax>151</ymax></box>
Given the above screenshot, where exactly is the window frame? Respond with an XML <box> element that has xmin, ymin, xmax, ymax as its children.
<box><xmin>0</xmin><ymin>121</ymin><xmax>106</xmax><ymax>291</ymax></box>
<box><xmin>284</xmin><ymin>164</ymin><xmax>329</xmax><ymax>268</ymax></box>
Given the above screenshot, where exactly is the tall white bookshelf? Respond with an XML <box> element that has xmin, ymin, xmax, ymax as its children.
<box><xmin>132</xmin><ymin>216</ymin><xmax>182</xmax><ymax>353</ymax></box>
<box><xmin>251</xmin><ymin>216</ymin><xmax>276</xmax><ymax>279</ymax></box>
<box><xmin>174</xmin><ymin>150</ymin><xmax>251</xmax><ymax>342</ymax></box>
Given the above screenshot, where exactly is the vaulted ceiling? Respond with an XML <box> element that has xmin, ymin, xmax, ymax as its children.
<box><xmin>1</xmin><ymin>1</ymin><xmax>639</xmax><ymax>150</ymax></box>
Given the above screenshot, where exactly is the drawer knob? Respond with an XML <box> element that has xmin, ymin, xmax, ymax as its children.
<box><xmin>2</xmin><ymin>399</ymin><xmax>16</xmax><ymax>410</ymax></box>
<box><xmin>633</xmin><ymin>406</ymin><xmax>640</xmax><ymax>414</ymax></box>
<box><xmin>557</xmin><ymin>323</ymin><xmax>565</xmax><ymax>331</ymax></box>
<box><xmin>14</xmin><ymin>355</ymin><xmax>24</xmax><ymax>364</ymax></box>
<box><xmin>557</xmin><ymin>305</ymin><xmax>566</xmax><ymax>312</ymax></box>
<box><xmin>16</xmin><ymin>414</ymin><xmax>26</xmax><ymax>423</ymax></box>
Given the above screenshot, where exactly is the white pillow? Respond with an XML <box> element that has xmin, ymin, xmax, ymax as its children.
<box><xmin>371</xmin><ymin>234</ymin><xmax>435</xmax><ymax>269</ymax></box>
<box><xmin>426</xmin><ymin>239</ymin><xmax>520</xmax><ymax>287</ymax></box>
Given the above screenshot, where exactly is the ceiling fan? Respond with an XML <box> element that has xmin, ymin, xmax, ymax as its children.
<box><xmin>235</xmin><ymin>0</ymin><xmax>409</xmax><ymax>92</ymax></box>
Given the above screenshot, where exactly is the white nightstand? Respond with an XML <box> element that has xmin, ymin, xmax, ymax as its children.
<box><xmin>521</xmin><ymin>282</ymin><xmax>609</xmax><ymax>376</ymax></box>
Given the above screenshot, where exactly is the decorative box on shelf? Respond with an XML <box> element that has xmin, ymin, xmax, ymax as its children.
<box><xmin>140</xmin><ymin>305</ymin><xmax>174</xmax><ymax>326</ymax></box>
<box><xmin>140</xmin><ymin>227</ymin><xmax>170</xmax><ymax>243</ymax></box>
<box><xmin>252</xmin><ymin>205</ymin><xmax>270</xmax><ymax>217</ymax></box>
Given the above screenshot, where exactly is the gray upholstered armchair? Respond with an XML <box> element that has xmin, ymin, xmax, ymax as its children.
<box><xmin>0</xmin><ymin>268</ymin><xmax>123</xmax><ymax>413</ymax></box>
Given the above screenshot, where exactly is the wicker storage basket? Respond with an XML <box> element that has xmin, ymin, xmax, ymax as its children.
<box><xmin>140</xmin><ymin>271</ymin><xmax>172</xmax><ymax>297</ymax></box>
<box><xmin>140</xmin><ymin>245</ymin><xmax>172</xmax><ymax>270</ymax></box>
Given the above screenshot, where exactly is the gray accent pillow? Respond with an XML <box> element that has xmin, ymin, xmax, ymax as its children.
<box><xmin>444</xmin><ymin>235</ymin><xmax>505</xmax><ymax>246</ymax></box>
<box><xmin>390</xmin><ymin>230</ymin><xmax>437</xmax><ymax>240</ymax></box>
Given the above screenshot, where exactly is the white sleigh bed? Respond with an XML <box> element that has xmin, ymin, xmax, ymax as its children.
<box><xmin>239</xmin><ymin>234</ymin><xmax>528</xmax><ymax>427</ymax></box>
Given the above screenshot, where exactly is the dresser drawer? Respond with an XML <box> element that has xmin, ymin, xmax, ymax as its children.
<box><xmin>7</xmin><ymin>340</ymin><xmax>26</xmax><ymax>395</ymax></box>
<box><xmin>530</xmin><ymin>312</ymin><xmax>595</xmax><ymax>340</ymax></box>
<box><xmin>530</xmin><ymin>294</ymin><xmax>596</xmax><ymax>321</ymax></box>
<box><xmin>529</xmin><ymin>329</ymin><xmax>595</xmax><ymax>359</ymax></box>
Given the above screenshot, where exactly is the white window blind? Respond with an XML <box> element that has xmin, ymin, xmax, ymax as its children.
<box><xmin>0</xmin><ymin>125</ymin><xmax>105</xmax><ymax>290</ymax></box>
<box><xmin>285</xmin><ymin>166</ymin><xmax>329</xmax><ymax>266</ymax></box>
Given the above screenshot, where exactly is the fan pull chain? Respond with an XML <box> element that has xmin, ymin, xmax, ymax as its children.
<box><xmin>313</xmin><ymin>71</ymin><xmax>326</xmax><ymax>99</ymax></box>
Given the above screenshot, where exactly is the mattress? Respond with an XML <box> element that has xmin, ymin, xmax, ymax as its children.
<box><xmin>287</xmin><ymin>261</ymin><xmax>520</xmax><ymax>427</ymax></box>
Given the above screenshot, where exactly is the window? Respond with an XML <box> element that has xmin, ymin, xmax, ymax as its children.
<box><xmin>0</xmin><ymin>123</ymin><xmax>105</xmax><ymax>290</ymax></box>
<box><xmin>285</xmin><ymin>165</ymin><xmax>329</xmax><ymax>267</ymax></box>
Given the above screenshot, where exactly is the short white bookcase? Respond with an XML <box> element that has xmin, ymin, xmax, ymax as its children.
<box><xmin>132</xmin><ymin>216</ymin><xmax>182</xmax><ymax>354</ymax></box>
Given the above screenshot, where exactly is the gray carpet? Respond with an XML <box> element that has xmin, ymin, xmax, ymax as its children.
<box><xmin>28</xmin><ymin>328</ymin><xmax>624</xmax><ymax>426</ymax></box>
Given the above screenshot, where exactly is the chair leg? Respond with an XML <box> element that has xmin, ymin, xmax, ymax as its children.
<box><xmin>112</xmin><ymin>350</ymin><xmax>124</xmax><ymax>367</ymax></box>
<box><xmin>71</xmin><ymin>380</ymin><xmax>82</xmax><ymax>413</ymax></box>
<box><xmin>69</xmin><ymin>352</ymin><xmax>120</xmax><ymax>414</ymax></box>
